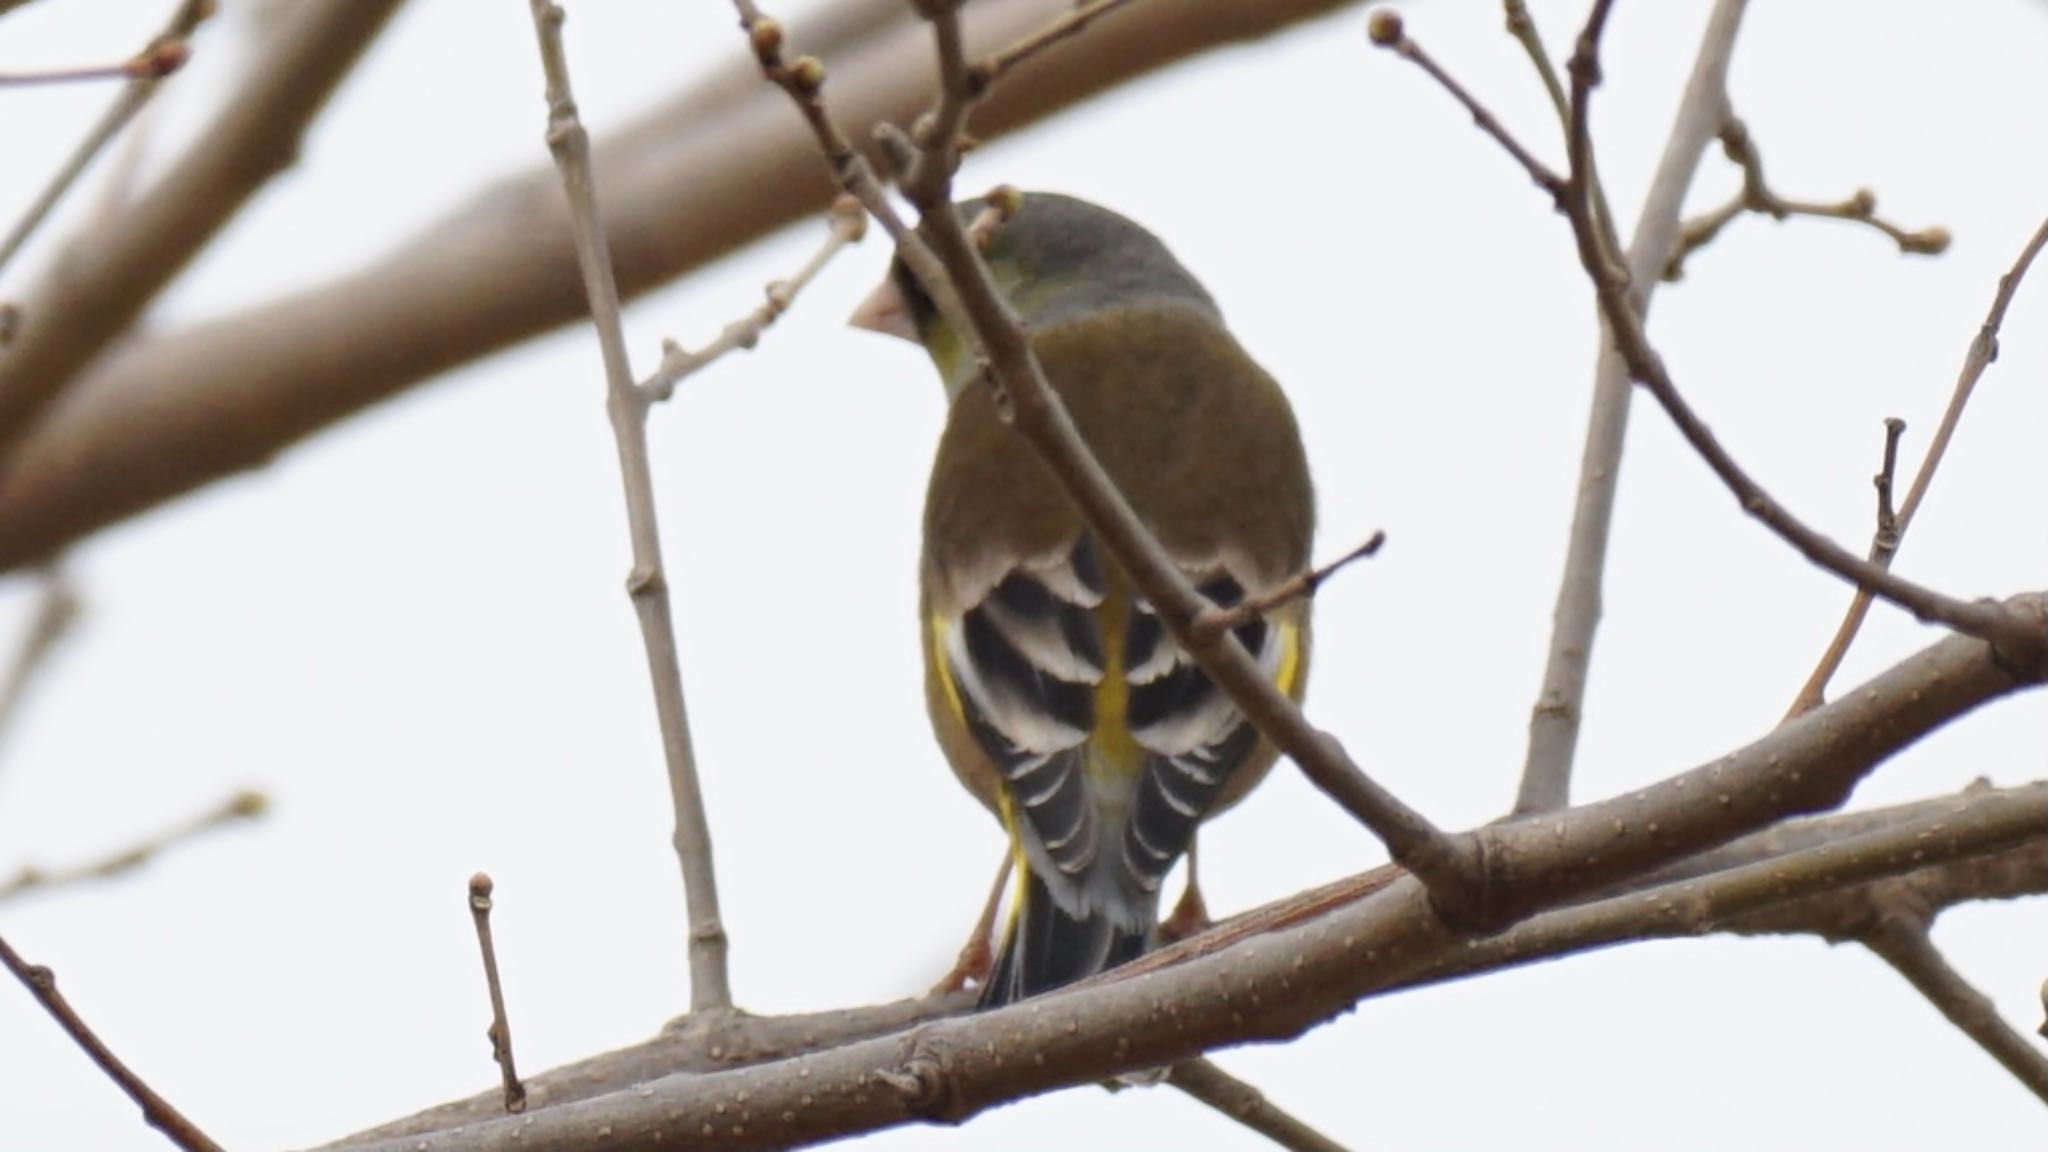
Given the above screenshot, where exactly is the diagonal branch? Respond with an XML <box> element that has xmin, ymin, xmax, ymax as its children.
<box><xmin>1167</xmin><ymin>1058</ymin><xmax>1352</xmax><ymax>1152</ymax></box>
<box><xmin>1</xmin><ymin>933</ymin><xmax>225</xmax><ymax>1152</ymax></box>
<box><xmin>1787</xmin><ymin>210</ymin><xmax>2048</xmax><ymax>715</ymax></box>
<box><xmin>1862</xmin><ymin>916</ymin><xmax>2048</xmax><ymax>1104</ymax></box>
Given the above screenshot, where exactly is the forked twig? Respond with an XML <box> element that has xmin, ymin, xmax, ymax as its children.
<box><xmin>1787</xmin><ymin>212</ymin><xmax>2048</xmax><ymax>715</ymax></box>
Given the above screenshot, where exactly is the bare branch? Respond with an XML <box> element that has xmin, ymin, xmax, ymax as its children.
<box><xmin>1665</xmin><ymin>117</ymin><xmax>1950</xmax><ymax>280</ymax></box>
<box><xmin>0</xmin><ymin>788</ymin><xmax>267</xmax><ymax>906</ymax></box>
<box><xmin>1788</xmin><ymin>210</ymin><xmax>2048</xmax><ymax>715</ymax></box>
<box><xmin>524</xmin><ymin>0</ymin><xmax>730</xmax><ymax>1013</ymax></box>
<box><xmin>1167</xmin><ymin>1058</ymin><xmax>1352</xmax><ymax>1152</ymax></box>
<box><xmin>977</xmin><ymin>0</ymin><xmax>1142</xmax><ymax>87</ymax></box>
<box><xmin>0</xmin><ymin>34</ymin><xmax>189</xmax><ymax>87</ymax></box>
<box><xmin>467</xmin><ymin>873</ymin><xmax>526</xmax><ymax>1114</ymax></box>
<box><xmin>0</xmin><ymin>933</ymin><xmax>225</xmax><ymax>1152</ymax></box>
<box><xmin>1521</xmin><ymin>2</ymin><xmax>2042</xmax><ymax>663</ymax></box>
<box><xmin>1873</xmin><ymin>416</ymin><xmax>1907</xmax><ymax>551</ymax></box>
<box><xmin>331</xmin><ymin>758</ymin><xmax>2047</xmax><ymax>1148</ymax></box>
<box><xmin>0</xmin><ymin>570</ymin><xmax>80</xmax><ymax>764</ymax></box>
<box><xmin>643</xmin><ymin>194</ymin><xmax>866</xmax><ymax>400</ymax></box>
<box><xmin>1189</xmin><ymin>531</ymin><xmax>1386</xmax><ymax>646</ymax></box>
<box><xmin>1377</xmin><ymin>2</ymin><xmax>1756</xmax><ymax>815</ymax></box>
<box><xmin>1863</xmin><ymin>919</ymin><xmax>2048</xmax><ymax>1105</ymax></box>
<box><xmin>326</xmin><ymin>668</ymin><xmax>2048</xmax><ymax>1152</ymax></box>
<box><xmin>0</xmin><ymin>3</ymin><xmax>209</xmax><ymax>283</ymax></box>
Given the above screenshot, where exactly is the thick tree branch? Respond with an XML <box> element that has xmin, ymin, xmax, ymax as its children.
<box><xmin>327</xmin><ymin>616</ymin><xmax>2048</xmax><ymax>1150</ymax></box>
<box><xmin>0</xmin><ymin>0</ymin><xmax>1365</xmax><ymax>573</ymax></box>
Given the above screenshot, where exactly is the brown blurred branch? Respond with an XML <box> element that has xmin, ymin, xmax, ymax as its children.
<box><xmin>0</xmin><ymin>788</ymin><xmax>267</xmax><ymax>906</ymax></box>
<box><xmin>0</xmin><ymin>0</ymin><xmax>406</xmax><ymax>477</ymax></box>
<box><xmin>1</xmin><ymin>932</ymin><xmax>226</xmax><ymax>1152</ymax></box>
<box><xmin>1787</xmin><ymin>210</ymin><xmax>2048</xmax><ymax>716</ymax></box>
<box><xmin>0</xmin><ymin>569</ymin><xmax>79</xmax><ymax>762</ymax></box>
<box><xmin>0</xmin><ymin>0</ymin><xmax>1362</xmax><ymax>574</ymax></box>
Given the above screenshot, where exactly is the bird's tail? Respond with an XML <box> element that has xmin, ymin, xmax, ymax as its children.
<box><xmin>979</xmin><ymin>867</ymin><xmax>1153</xmax><ymax>1009</ymax></box>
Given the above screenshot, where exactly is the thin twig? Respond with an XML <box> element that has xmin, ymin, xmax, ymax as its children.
<box><xmin>0</xmin><ymin>933</ymin><xmax>226</xmax><ymax>1152</ymax></box>
<box><xmin>1367</xmin><ymin>13</ymin><xmax>1564</xmax><ymax>198</ymax></box>
<box><xmin>0</xmin><ymin>3</ymin><xmax>211</xmax><ymax>283</ymax></box>
<box><xmin>1190</xmin><ymin>531</ymin><xmax>1385</xmax><ymax>645</ymax></box>
<box><xmin>0</xmin><ymin>788</ymin><xmax>267</xmax><ymax>906</ymax></box>
<box><xmin>468</xmin><ymin>873</ymin><xmax>527</xmax><ymax>1113</ymax></box>
<box><xmin>1863</xmin><ymin>917</ymin><xmax>2048</xmax><ymax>1105</ymax></box>
<box><xmin>644</xmin><ymin>194</ymin><xmax>866</xmax><ymax>400</ymax></box>
<box><xmin>0</xmin><ymin>37</ymin><xmax>189</xmax><ymax>87</ymax></box>
<box><xmin>1499</xmin><ymin>0</ymin><xmax>1618</xmax><ymax>248</ymax></box>
<box><xmin>0</xmin><ymin>570</ymin><xmax>80</xmax><ymax>761</ymax></box>
<box><xmin>525</xmin><ymin>0</ymin><xmax>731</xmax><ymax>1013</ymax></box>
<box><xmin>1546</xmin><ymin>3</ymin><xmax>2034</xmax><ymax>660</ymax></box>
<box><xmin>1872</xmin><ymin>416</ymin><xmax>1906</xmax><ymax>553</ymax></box>
<box><xmin>1665</xmin><ymin>117</ymin><xmax>1950</xmax><ymax>280</ymax></box>
<box><xmin>1787</xmin><ymin>211</ymin><xmax>2048</xmax><ymax>716</ymax></box>
<box><xmin>974</xmin><ymin>0</ymin><xmax>1141</xmax><ymax>88</ymax></box>
<box><xmin>1167</xmin><ymin>1058</ymin><xmax>1352</xmax><ymax>1152</ymax></box>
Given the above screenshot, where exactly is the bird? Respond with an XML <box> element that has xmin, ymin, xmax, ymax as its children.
<box><xmin>850</xmin><ymin>191</ymin><xmax>1315</xmax><ymax>1008</ymax></box>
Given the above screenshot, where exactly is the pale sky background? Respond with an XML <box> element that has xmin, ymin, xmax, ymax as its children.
<box><xmin>0</xmin><ymin>1</ymin><xmax>2044</xmax><ymax>1149</ymax></box>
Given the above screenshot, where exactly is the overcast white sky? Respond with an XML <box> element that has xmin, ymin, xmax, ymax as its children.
<box><xmin>0</xmin><ymin>1</ymin><xmax>2044</xmax><ymax>1149</ymax></box>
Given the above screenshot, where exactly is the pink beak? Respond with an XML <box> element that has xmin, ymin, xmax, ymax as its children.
<box><xmin>848</xmin><ymin>277</ymin><xmax>918</xmax><ymax>342</ymax></box>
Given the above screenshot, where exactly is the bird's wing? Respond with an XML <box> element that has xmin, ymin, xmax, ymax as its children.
<box><xmin>933</xmin><ymin>535</ymin><xmax>1299</xmax><ymax>911</ymax></box>
<box><xmin>1119</xmin><ymin>570</ymin><xmax>1300</xmax><ymax>895</ymax></box>
<box><xmin>933</xmin><ymin>536</ymin><xmax>1107</xmax><ymax>884</ymax></box>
